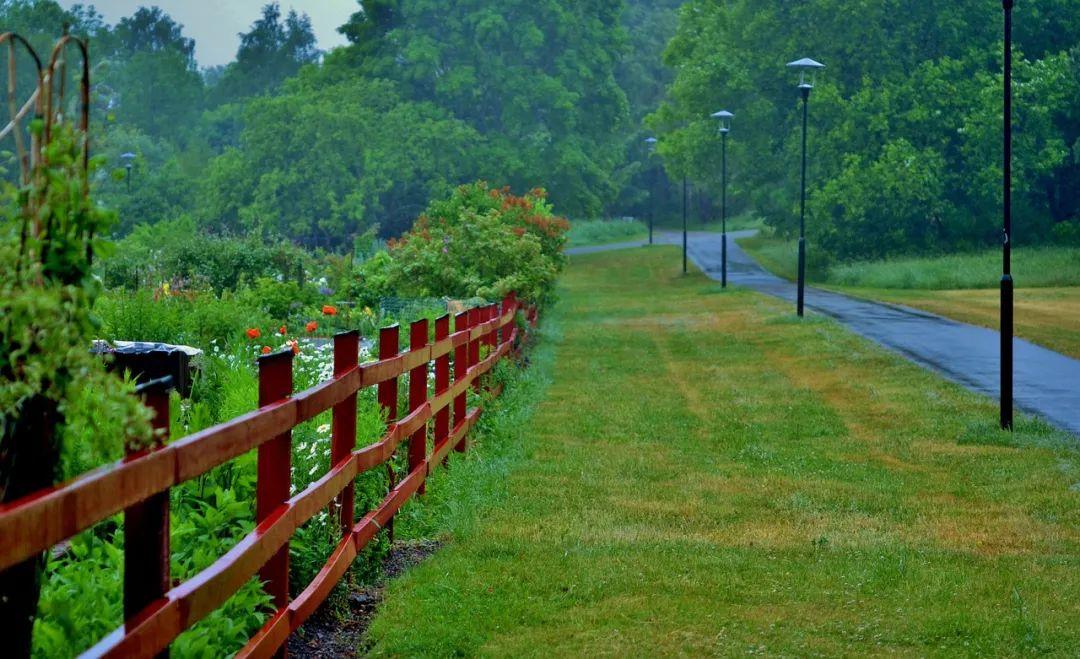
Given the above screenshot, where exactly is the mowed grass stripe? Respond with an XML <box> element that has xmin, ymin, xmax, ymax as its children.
<box><xmin>365</xmin><ymin>247</ymin><xmax>1080</xmax><ymax>656</ymax></box>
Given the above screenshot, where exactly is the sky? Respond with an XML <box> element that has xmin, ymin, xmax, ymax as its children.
<box><xmin>58</xmin><ymin>1</ymin><xmax>356</xmax><ymax>67</ymax></box>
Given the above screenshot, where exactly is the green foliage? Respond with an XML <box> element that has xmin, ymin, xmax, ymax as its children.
<box><xmin>209</xmin><ymin>2</ymin><xmax>320</xmax><ymax>105</ymax></box>
<box><xmin>32</xmin><ymin>530</ymin><xmax>124</xmax><ymax>657</ymax></box>
<box><xmin>334</xmin><ymin>0</ymin><xmax>631</xmax><ymax>221</ymax></box>
<box><xmin>99</xmin><ymin>217</ymin><xmax>309</xmax><ymax>293</ymax></box>
<box><xmin>199</xmin><ymin>73</ymin><xmax>481</xmax><ymax>244</ymax></box>
<box><xmin>652</xmin><ymin>1</ymin><xmax>1080</xmax><ymax>261</ymax></box>
<box><xmin>1</xmin><ymin>123</ymin><xmax>151</xmax><ymax>465</ymax></box>
<box><xmin>382</xmin><ymin>183</ymin><xmax>569</xmax><ymax>303</ymax></box>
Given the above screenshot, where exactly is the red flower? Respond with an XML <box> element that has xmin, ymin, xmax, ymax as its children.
<box><xmin>278</xmin><ymin>325</ymin><xmax>287</xmax><ymax>335</ymax></box>
<box><xmin>246</xmin><ymin>328</ymin><xmax>261</xmax><ymax>340</ymax></box>
<box><xmin>261</xmin><ymin>346</ymin><xmax>272</xmax><ymax>355</ymax></box>
<box><xmin>322</xmin><ymin>305</ymin><xmax>338</xmax><ymax>316</ymax></box>
<box><xmin>306</xmin><ymin>321</ymin><xmax>318</xmax><ymax>333</ymax></box>
<box><xmin>288</xmin><ymin>339</ymin><xmax>300</xmax><ymax>355</ymax></box>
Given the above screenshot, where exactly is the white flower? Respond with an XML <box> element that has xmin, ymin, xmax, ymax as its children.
<box><xmin>317</xmin><ymin>423</ymin><xmax>331</xmax><ymax>435</ymax></box>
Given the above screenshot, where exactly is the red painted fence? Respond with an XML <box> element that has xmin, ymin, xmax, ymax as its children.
<box><xmin>0</xmin><ymin>293</ymin><xmax>538</xmax><ymax>658</ymax></box>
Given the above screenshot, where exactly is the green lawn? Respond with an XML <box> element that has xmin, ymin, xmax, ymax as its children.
<box><xmin>567</xmin><ymin>219</ymin><xmax>647</xmax><ymax>247</ymax></box>
<box><xmin>365</xmin><ymin>247</ymin><xmax>1079</xmax><ymax>656</ymax></box>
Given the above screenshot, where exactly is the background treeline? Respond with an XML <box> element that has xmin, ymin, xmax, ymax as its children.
<box><xmin>652</xmin><ymin>0</ymin><xmax>1080</xmax><ymax>262</ymax></box>
<box><xmin>1</xmin><ymin>0</ymin><xmax>683</xmax><ymax>247</ymax></box>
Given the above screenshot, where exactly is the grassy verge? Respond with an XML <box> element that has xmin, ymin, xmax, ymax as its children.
<box><xmin>828</xmin><ymin>246</ymin><xmax>1080</xmax><ymax>289</ymax></box>
<box><xmin>839</xmin><ymin>286</ymin><xmax>1080</xmax><ymax>359</ymax></box>
<box><xmin>364</xmin><ymin>247</ymin><xmax>1080</xmax><ymax>655</ymax></box>
<box><xmin>567</xmin><ymin>219</ymin><xmax>647</xmax><ymax>247</ymax></box>
<box><xmin>739</xmin><ymin>234</ymin><xmax>1080</xmax><ymax>357</ymax></box>
<box><xmin>654</xmin><ymin>211</ymin><xmax>764</xmax><ymax>235</ymax></box>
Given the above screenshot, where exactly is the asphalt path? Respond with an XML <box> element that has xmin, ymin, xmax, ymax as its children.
<box><xmin>568</xmin><ymin>231</ymin><xmax>1080</xmax><ymax>437</ymax></box>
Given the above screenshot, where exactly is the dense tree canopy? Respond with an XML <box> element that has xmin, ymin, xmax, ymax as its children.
<box><xmin>334</xmin><ymin>0</ymin><xmax>631</xmax><ymax>219</ymax></box>
<box><xmin>4</xmin><ymin>0</ymin><xmax>1076</xmax><ymax>258</ymax></box>
<box><xmin>652</xmin><ymin>0</ymin><xmax>1080</xmax><ymax>260</ymax></box>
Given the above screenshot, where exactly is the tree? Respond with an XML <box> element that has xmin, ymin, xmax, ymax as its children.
<box><xmin>334</xmin><ymin>0</ymin><xmax>630</xmax><ymax>219</ymax></box>
<box><xmin>652</xmin><ymin>0</ymin><xmax>1080</xmax><ymax>259</ymax></box>
<box><xmin>99</xmin><ymin>6</ymin><xmax>205</xmax><ymax>142</ymax></box>
<box><xmin>209</xmin><ymin>3</ymin><xmax>321</xmax><ymax>104</ymax></box>
<box><xmin>198</xmin><ymin>71</ymin><xmax>482</xmax><ymax>245</ymax></box>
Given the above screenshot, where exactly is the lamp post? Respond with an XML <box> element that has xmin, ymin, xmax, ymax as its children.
<box><xmin>682</xmin><ymin>173</ymin><xmax>688</xmax><ymax>274</ymax></box>
<box><xmin>645</xmin><ymin>137</ymin><xmax>657</xmax><ymax>245</ymax></box>
<box><xmin>1001</xmin><ymin>0</ymin><xmax>1014</xmax><ymax>430</ymax></box>
<box><xmin>121</xmin><ymin>151</ymin><xmax>136</xmax><ymax>192</ymax></box>
<box><xmin>786</xmin><ymin>57</ymin><xmax>824</xmax><ymax>317</ymax></box>
<box><xmin>712</xmin><ymin>110</ymin><xmax>734</xmax><ymax>288</ymax></box>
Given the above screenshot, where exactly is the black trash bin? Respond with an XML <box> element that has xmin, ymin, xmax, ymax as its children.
<box><xmin>92</xmin><ymin>341</ymin><xmax>202</xmax><ymax>398</ymax></box>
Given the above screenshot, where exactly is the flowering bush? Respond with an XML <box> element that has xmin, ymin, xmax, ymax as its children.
<box><xmin>381</xmin><ymin>182</ymin><xmax>569</xmax><ymax>304</ymax></box>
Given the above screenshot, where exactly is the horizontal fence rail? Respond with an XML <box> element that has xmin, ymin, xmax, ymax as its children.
<box><xmin>0</xmin><ymin>293</ymin><xmax>535</xmax><ymax>658</ymax></box>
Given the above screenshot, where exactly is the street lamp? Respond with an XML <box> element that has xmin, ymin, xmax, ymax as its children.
<box><xmin>711</xmin><ymin>110</ymin><xmax>734</xmax><ymax>288</ymax></box>
<box><xmin>787</xmin><ymin>57</ymin><xmax>824</xmax><ymax>317</ymax></box>
<box><xmin>682</xmin><ymin>171</ymin><xmax>689</xmax><ymax>275</ymax></box>
<box><xmin>120</xmin><ymin>151</ymin><xmax>136</xmax><ymax>192</ymax></box>
<box><xmin>1000</xmin><ymin>1</ymin><xmax>1014</xmax><ymax>430</ymax></box>
<box><xmin>644</xmin><ymin>137</ymin><xmax>657</xmax><ymax>245</ymax></box>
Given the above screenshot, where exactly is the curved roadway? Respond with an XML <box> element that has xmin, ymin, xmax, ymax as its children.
<box><xmin>568</xmin><ymin>231</ymin><xmax>1080</xmax><ymax>438</ymax></box>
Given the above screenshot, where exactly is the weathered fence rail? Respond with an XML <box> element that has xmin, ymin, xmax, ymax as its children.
<box><xmin>0</xmin><ymin>293</ymin><xmax>538</xmax><ymax>658</ymax></box>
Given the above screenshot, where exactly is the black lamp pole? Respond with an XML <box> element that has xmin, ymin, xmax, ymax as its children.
<box><xmin>125</xmin><ymin>163</ymin><xmax>132</xmax><ymax>192</ymax></box>
<box><xmin>645</xmin><ymin>137</ymin><xmax>657</xmax><ymax>245</ymax></box>
<box><xmin>682</xmin><ymin>174</ymin><xmax>688</xmax><ymax>274</ymax></box>
<box><xmin>1001</xmin><ymin>0</ymin><xmax>1014</xmax><ymax>430</ymax></box>
<box><xmin>648</xmin><ymin>169</ymin><xmax>655</xmax><ymax>245</ymax></box>
<box><xmin>721</xmin><ymin>130</ymin><xmax>729</xmax><ymax>288</ymax></box>
<box><xmin>797</xmin><ymin>84</ymin><xmax>810</xmax><ymax>317</ymax></box>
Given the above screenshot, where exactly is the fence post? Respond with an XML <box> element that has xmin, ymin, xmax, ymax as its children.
<box><xmin>453</xmin><ymin>311</ymin><xmax>469</xmax><ymax>453</ymax></box>
<box><xmin>408</xmin><ymin>319</ymin><xmax>429</xmax><ymax>494</ymax></box>
<box><xmin>468</xmin><ymin>307</ymin><xmax>481</xmax><ymax>391</ymax></box>
<box><xmin>488</xmin><ymin>304</ymin><xmax>498</xmax><ymax>349</ymax></box>
<box><xmin>434</xmin><ymin>315</ymin><xmax>451</xmax><ymax>460</ymax></box>
<box><xmin>257</xmin><ymin>350</ymin><xmax>293</xmax><ymax>624</ymax></box>
<box><xmin>124</xmin><ymin>376</ymin><xmax>173</xmax><ymax>659</ymax></box>
<box><xmin>506</xmin><ymin>292</ymin><xmax>518</xmax><ymax>354</ymax></box>
<box><xmin>377</xmin><ymin>325</ymin><xmax>399</xmax><ymax>541</ymax></box>
<box><xmin>332</xmin><ymin>331</ymin><xmax>359</xmax><ymax>535</ymax></box>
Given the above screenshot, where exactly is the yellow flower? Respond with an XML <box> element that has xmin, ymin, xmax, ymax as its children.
<box><xmin>363</xmin><ymin>306</ymin><xmax>373</xmax><ymax>316</ymax></box>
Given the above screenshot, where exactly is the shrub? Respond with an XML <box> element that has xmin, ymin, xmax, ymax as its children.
<box><xmin>382</xmin><ymin>183</ymin><xmax>569</xmax><ymax>304</ymax></box>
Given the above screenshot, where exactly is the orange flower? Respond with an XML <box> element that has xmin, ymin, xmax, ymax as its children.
<box><xmin>288</xmin><ymin>339</ymin><xmax>300</xmax><ymax>355</ymax></box>
<box><xmin>278</xmin><ymin>325</ymin><xmax>287</xmax><ymax>335</ymax></box>
<box><xmin>306</xmin><ymin>321</ymin><xmax>318</xmax><ymax>333</ymax></box>
<box><xmin>261</xmin><ymin>346</ymin><xmax>272</xmax><ymax>355</ymax></box>
<box><xmin>322</xmin><ymin>305</ymin><xmax>338</xmax><ymax>317</ymax></box>
<box><xmin>246</xmin><ymin>328</ymin><xmax>261</xmax><ymax>340</ymax></box>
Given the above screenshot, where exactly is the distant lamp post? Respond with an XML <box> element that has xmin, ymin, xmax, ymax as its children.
<box><xmin>1000</xmin><ymin>0</ymin><xmax>1014</xmax><ymax>430</ymax></box>
<box><xmin>711</xmin><ymin>110</ymin><xmax>734</xmax><ymax>288</ymax></box>
<box><xmin>120</xmin><ymin>152</ymin><xmax>136</xmax><ymax>192</ymax></box>
<box><xmin>682</xmin><ymin>172</ymin><xmax>688</xmax><ymax>275</ymax></box>
<box><xmin>787</xmin><ymin>57</ymin><xmax>825</xmax><ymax>317</ymax></box>
<box><xmin>644</xmin><ymin>137</ymin><xmax>658</xmax><ymax>245</ymax></box>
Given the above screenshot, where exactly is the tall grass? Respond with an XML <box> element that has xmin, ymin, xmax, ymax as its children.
<box><xmin>828</xmin><ymin>246</ymin><xmax>1080</xmax><ymax>289</ymax></box>
<box><xmin>566</xmin><ymin>219</ymin><xmax>646</xmax><ymax>247</ymax></box>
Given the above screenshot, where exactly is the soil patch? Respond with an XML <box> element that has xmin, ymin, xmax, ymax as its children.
<box><xmin>287</xmin><ymin>539</ymin><xmax>442</xmax><ymax>657</ymax></box>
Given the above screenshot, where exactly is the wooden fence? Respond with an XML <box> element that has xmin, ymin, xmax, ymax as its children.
<box><xmin>0</xmin><ymin>293</ymin><xmax>538</xmax><ymax>658</ymax></box>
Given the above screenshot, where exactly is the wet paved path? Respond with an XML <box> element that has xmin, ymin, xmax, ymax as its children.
<box><xmin>570</xmin><ymin>231</ymin><xmax>1080</xmax><ymax>437</ymax></box>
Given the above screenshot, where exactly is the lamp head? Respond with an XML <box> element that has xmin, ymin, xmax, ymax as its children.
<box><xmin>786</xmin><ymin>57</ymin><xmax>825</xmax><ymax>89</ymax></box>
<box><xmin>711</xmin><ymin>110</ymin><xmax>734</xmax><ymax>134</ymax></box>
<box><xmin>644</xmin><ymin>137</ymin><xmax>658</xmax><ymax>152</ymax></box>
